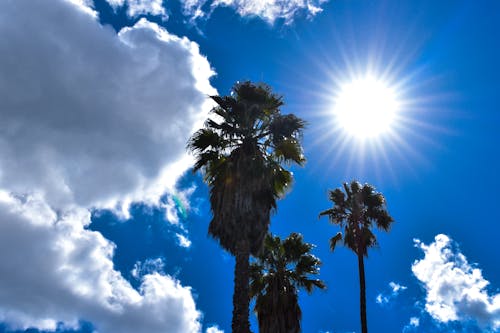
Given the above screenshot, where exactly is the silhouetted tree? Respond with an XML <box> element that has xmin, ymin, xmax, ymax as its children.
<box><xmin>188</xmin><ymin>81</ymin><xmax>305</xmax><ymax>333</ymax></box>
<box><xmin>319</xmin><ymin>181</ymin><xmax>394</xmax><ymax>333</ymax></box>
<box><xmin>250</xmin><ymin>233</ymin><xmax>325</xmax><ymax>333</ymax></box>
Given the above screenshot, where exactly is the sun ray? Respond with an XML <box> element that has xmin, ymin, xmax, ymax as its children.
<box><xmin>274</xmin><ymin>22</ymin><xmax>451</xmax><ymax>184</ymax></box>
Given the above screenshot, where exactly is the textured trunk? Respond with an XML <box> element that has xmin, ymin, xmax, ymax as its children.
<box><xmin>258</xmin><ymin>297</ymin><xmax>300</xmax><ymax>333</ymax></box>
<box><xmin>357</xmin><ymin>253</ymin><xmax>367</xmax><ymax>333</ymax></box>
<box><xmin>232</xmin><ymin>241</ymin><xmax>252</xmax><ymax>333</ymax></box>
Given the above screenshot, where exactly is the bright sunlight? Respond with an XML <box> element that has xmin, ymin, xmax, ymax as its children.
<box><xmin>334</xmin><ymin>76</ymin><xmax>399</xmax><ymax>139</ymax></box>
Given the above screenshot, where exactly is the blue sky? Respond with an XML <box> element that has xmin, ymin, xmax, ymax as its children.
<box><xmin>0</xmin><ymin>0</ymin><xmax>499</xmax><ymax>332</ymax></box>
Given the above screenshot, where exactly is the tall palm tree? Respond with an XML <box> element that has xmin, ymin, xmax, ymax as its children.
<box><xmin>319</xmin><ymin>181</ymin><xmax>394</xmax><ymax>333</ymax></box>
<box><xmin>188</xmin><ymin>81</ymin><xmax>306</xmax><ymax>333</ymax></box>
<box><xmin>250</xmin><ymin>233</ymin><xmax>325</xmax><ymax>333</ymax></box>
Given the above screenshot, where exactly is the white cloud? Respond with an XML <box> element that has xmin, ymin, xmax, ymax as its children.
<box><xmin>389</xmin><ymin>281</ymin><xmax>407</xmax><ymax>293</ymax></box>
<box><xmin>402</xmin><ymin>317</ymin><xmax>420</xmax><ymax>333</ymax></box>
<box><xmin>106</xmin><ymin>0</ymin><xmax>125</xmax><ymax>6</ymax></box>
<box><xmin>0</xmin><ymin>0</ymin><xmax>216</xmax><ymax>331</ymax></box>
<box><xmin>0</xmin><ymin>0</ymin><xmax>215</xmax><ymax>214</ymax></box>
<box><xmin>181</xmin><ymin>0</ymin><xmax>328</xmax><ymax>24</ymax></box>
<box><xmin>375</xmin><ymin>294</ymin><xmax>387</xmax><ymax>305</ymax></box>
<box><xmin>106</xmin><ymin>0</ymin><xmax>168</xmax><ymax>20</ymax></box>
<box><xmin>409</xmin><ymin>317</ymin><xmax>420</xmax><ymax>327</ymax></box>
<box><xmin>412</xmin><ymin>234</ymin><xmax>500</xmax><ymax>330</ymax></box>
<box><xmin>0</xmin><ymin>194</ymin><xmax>200</xmax><ymax>333</ymax></box>
<box><xmin>177</xmin><ymin>233</ymin><xmax>193</xmax><ymax>248</ymax></box>
<box><xmin>375</xmin><ymin>281</ymin><xmax>407</xmax><ymax>305</ymax></box>
<box><xmin>206</xmin><ymin>325</ymin><xmax>224</xmax><ymax>333</ymax></box>
<box><xmin>182</xmin><ymin>0</ymin><xmax>208</xmax><ymax>20</ymax></box>
<box><xmin>164</xmin><ymin>197</ymin><xmax>182</xmax><ymax>225</ymax></box>
<box><xmin>163</xmin><ymin>187</ymin><xmax>195</xmax><ymax>225</ymax></box>
<box><xmin>131</xmin><ymin>258</ymin><xmax>166</xmax><ymax>279</ymax></box>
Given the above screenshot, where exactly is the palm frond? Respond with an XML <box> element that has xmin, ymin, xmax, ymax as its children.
<box><xmin>320</xmin><ymin>181</ymin><xmax>394</xmax><ymax>257</ymax></box>
<box><xmin>251</xmin><ymin>233</ymin><xmax>325</xmax><ymax>333</ymax></box>
<box><xmin>329</xmin><ymin>232</ymin><xmax>343</xmax><ymax>252</ymax></box>
<box><xmin>210</xmin><ymin>95</ymin><xmax>235</xmax><ymax>111</ymax></box>
<box><xmin>274</xmin><ymin>138</ymin><xmax>306</xmax><ymax>165</ymax></box>
<box><xmin>318</xmin><ymin>208</ymin><xmax>335</xmax><ymax>219</ymax></box>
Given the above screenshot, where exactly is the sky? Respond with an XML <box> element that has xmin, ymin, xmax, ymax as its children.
<box><xmin>0</xmin><ymin>0</ymin><xmax>499</xmax><ymax>332</ymax></box>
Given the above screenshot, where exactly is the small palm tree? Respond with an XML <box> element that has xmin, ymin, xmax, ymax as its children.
<box><xmin>250</xmin><ymin>233</ymin><xmax>325</xmax><ymax>333</ymax></box>
<box><xmin>188</xmin><ymin>81</ymin><xmax>305</xmax><ymax>333</ymax></box>
<box><xmin>319</xmin><ymin>181</ymin><xmax>393</xmax><ymax>333</ymax></box>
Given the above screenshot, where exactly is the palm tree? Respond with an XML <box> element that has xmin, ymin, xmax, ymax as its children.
<box><xmin>319</xmin><ymin>181</ymin><xmax>394</xmax><ymax>333</ymax></box>
<box><xmin>188</xmin><ymin>81</ymin><xmax>306</xmax><ymax>333</ymax></box>
<box><xmin>250</xmin><ymin>233</ymin><xmax>325</xmax><ymax>333</ymax></box>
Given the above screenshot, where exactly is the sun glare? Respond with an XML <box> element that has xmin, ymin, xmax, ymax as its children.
<box><xmin>334</xmin><ymin>76</ymin><xmax>399</xmax><ymax>139</ymax></box>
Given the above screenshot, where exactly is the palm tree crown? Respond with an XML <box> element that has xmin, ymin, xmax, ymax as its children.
<box><xmin>188</xmin><ymin>81</ymin><xmax>305</xmax><ymax>255</ymax></box>
<box><xmin>250</xmin><ymin>233</ymin><xmax>325</xmax><ymax>333</ymax></box>
<box><xmin>188</xmin><ymin>81</ymin><xmax>305</xmax><ymax>333</ymax></box>
<box><xmin>319</xmin><ymin>181</ymin><xmax>394</xmax><ymax>333</ymax></box>
<box><xmin>319</xmin><ymin>181</ymin><xmax>393</xmax><ymax>256</ymax></box>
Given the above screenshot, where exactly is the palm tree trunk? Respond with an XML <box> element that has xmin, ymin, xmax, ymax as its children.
<box><xmin>357</xmin><ymin>253</ymin><xmax>368</xmax><ymax>333</ymax></box>
<box><xmin>232</xmin><ymin>240</ymin><xmax>252</xmax><ymax>333</ymax></box>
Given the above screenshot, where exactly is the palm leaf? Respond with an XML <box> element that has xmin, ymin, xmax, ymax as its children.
<box><xmin>329</xmin><ymin>232</ymin><xmax>343</xmax><ymax>252</ymax></box>
<box><xmin>251</xmin><ymin>233</ymin><xmax>325</xmax><ymax>333</ymax></box>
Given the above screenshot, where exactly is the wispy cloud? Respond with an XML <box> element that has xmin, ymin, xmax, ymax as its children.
<box><xmin>206</xmin><ymin>325</ymin><xmax>224</xmax><ymax>333</ymax></box>
<box><xmin>181</xmin><ymin>0</ymin><xmax>328</xmax><ymax>25</ymax></box>
<box><xmin>105</xmin><ymin>0</ymin><xmax>168</xmax><ymax>20</ymax></box>
<box><xmin>163</xmin><ymin>186</ymin><xmax>196</xmax><ymax>225</ymax></box>
<box><xmin>131</xmin><ymin>257</ymin><xmax>166</xmax><ymax>279</ymax></box>
<box><xmin>402</xmin><ymin>317</ymin><xmax>420</xmax><ymax>332</ymax></box>
<box><xmin>412</xmin><ymin>234</ymin><xmax>500</xmax><ymax>331</ymax></box>
<box><xmin>375</xmin><ymin>281</ymin><xmax>407</xmax><ymax>305</ymax></box>
<box><xmin>177</xmin><ymin>233</ymin><xmax>193</xmax><ymax>248</ymax></box>
<box><xmin>409</xmin><ymin>317</ymin><xmax>420</xmax><ymax>327</ymax></box>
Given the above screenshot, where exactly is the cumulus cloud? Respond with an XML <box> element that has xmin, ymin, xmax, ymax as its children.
<box><xmin>412</xmin><ymin>234</ymin><xmax>500</xmax><ymax>330</ymax></box>
<box><xmin>0</xmin><ymin>194</ymin><xmax>200</xmax><ymax>333</ymax></box>
<box><xmin>181</xmin><ymin>0</ymin><xmax>327</xmax><ymax>24</ymax></box>
<box><xmin>0</xmin><ymin>0</ymin><xmax>215</xmax><ymax>213</ymax></box>
<box><xmin>0</xmin><ymin>0</ymin><xmax>216</xmax><ymax>331</ymax></box>
<box><xmin>106</xmin><ymin>0</ymin><xmax>168</xmax><ymax>20</ymax></box>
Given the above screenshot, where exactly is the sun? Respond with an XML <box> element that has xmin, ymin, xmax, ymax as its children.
<box><xmin>334</xmin><ymin>75</ymin><xmax>400</xmax><ymax>139</ymax></box>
